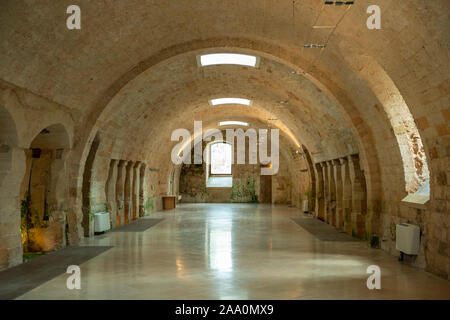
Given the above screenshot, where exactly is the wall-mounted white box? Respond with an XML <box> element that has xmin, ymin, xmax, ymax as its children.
<box><xmin>94</xmin><ymin>212</ymin><xmax>111</xmax><ymax>233</ymax></box>
<box><xmin>396</xmin><ymin>223</ymin><xmax>420</xmax><ymax>255</ymax></box>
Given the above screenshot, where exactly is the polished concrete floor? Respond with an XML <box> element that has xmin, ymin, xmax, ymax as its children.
<box><xmin>15</xmin><ymin>204</ymin><xmax>450</xmax><ymax>300</ymax></box>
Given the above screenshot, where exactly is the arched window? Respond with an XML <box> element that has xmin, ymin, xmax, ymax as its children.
<box><xmin>210</xmin><ymin>142</ymin><xmax>232</xmax><ymax>175</ymax></box>
<box><xmin>206</xmin><ymin>142</ymin><xmax>232</xmax><ymax>187</ymax></box>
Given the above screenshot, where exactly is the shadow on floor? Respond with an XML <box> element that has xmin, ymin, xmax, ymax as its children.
<box><xmin>110</xmin><ymin>218</ymin><xmax>165</xmax><ymax>232</ymax></box>
<box><xmin>291</xmin><ymin>217</ymin><xmax>359</xmax><ymax>242</ymax></box>
<box><xmin>0</xmin><ymin>246</ymin><xmax>112</xmax><ymax>300</ymax></box>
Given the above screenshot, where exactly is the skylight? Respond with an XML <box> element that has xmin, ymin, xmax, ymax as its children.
<box><xmin>219</xmin><ymin>121</ymin><xmax>249</xmax><ymax>127</ymax></box>
<box><xmin>210</xmin><ymin>98</ymin><xmax>251</xmax><ymax>106</ymax></box>
<box><xmin>199</xmin><ymin>53</ymin><xmax>259</xmax><ymax>67</ymax></box>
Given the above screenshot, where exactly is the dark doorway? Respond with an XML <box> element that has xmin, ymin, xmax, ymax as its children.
<box><xmin>259</xmin><ymin>175</ymin><xmax>272</xmax><ymax>204</ymax></box>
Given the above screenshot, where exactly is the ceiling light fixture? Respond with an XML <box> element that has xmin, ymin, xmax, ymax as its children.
<box><xmin>198</xmin><ymin>53</ymin><xmax>260</xmax><ymax>67</ymax></box>
<box><xmin>303</xmin><ymin>44</ymin><xmax>327</xmax><ymax>48</ymax></box>
<box><xmin>210</xmin><ymin>98</ymin><xmax>251</xmax><ymax>106</ymax></box>
<box><xmin>219</xmin><ymin>121</ymin><xmax>249</xmax><ymax>127</ymax></box>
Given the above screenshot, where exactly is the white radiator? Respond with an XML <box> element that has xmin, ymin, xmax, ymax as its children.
<box><xmin>396</xmin><ymin>223</ymin><xmax>420</xmax><ymax>255</ymax></box>
<box><xmin>302</xmin><ymin>200</ymin><xmax>309</xmax><ymax>213</ymax></box>
<box><xmin>94</xmin><ymin>212</ymin><xmax>111</xmax><ymax>233</ymax></box>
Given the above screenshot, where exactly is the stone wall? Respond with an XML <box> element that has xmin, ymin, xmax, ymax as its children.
<box><xmin>179</xmin><ymin>140</ymin><xmax>305</xmax><ymax>205</ymax></box>
<box><xmin>179</xmin><ymin>162</ymin><xmax>262</xmax><ymax>203</ymax></box>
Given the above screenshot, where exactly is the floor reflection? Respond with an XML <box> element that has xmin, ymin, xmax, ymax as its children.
<box><xmin>207</xmin><ymin>216</ymin><xmax>233</xmax><ymax>276</ymax></box>
<box><xmin>13</xmin><ymin>204</ymin><xmax>450</xmax><ymax>300</ymax></box>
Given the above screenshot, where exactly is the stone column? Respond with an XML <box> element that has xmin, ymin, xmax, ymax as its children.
<box><xmin>320</xmin><ymin>162</ymin><xmax>330</xmax><ymax>223</ymax></box>
<box><xmin>314</xmin><ymin>163</ymin><xmax>325</xmax><ymax>220</ymax></box>
<box><xmin>333</xmin><ymin>159</ymin><xmax>343</xmax><ymax>230</ymax></box>
<box><xmin>124</xmin><ymin>161</ymin><xmax>133</xmax><ymax>224</ymax></box>
<box><xmin>340</xmin><ymin>157</ymin><xmax>353</xmax><ymax>235</ymax></box>
<box><xmin>132</xmin><ymin>162</ymin><xmax>142</xmax><ymax>221</ymax></box>
<box><xmin>326</xmin><ymin>161</ymin><xmax>336</xmax><ymax>226</ymax></box>
<box><xmin>349</xmin><ymin>154</ymin><xmax>367</xmax><ymax>239</ymax></box>
<box><xmin>139</xmin><ymin>164</ymin><xmax>146</xmax><ymax>217</ymax></box>
<box><xmin>106</xmin><ymin>160</ymin><xmax>119</xmax><ymax>228</ymax></box>
<box><xmin>115</xmin><ymin>160</ymin><xmax>127</xmax><ymax>226</ymax></box>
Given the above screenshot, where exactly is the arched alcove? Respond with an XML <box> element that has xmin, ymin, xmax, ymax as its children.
<box><xmin>20</xmin><ymin>123</ymin><xmax>71</xmax><ymax>254</ymax></box>
<box><xmin>344</xmin><ymin>54</ymin><xmax>430</xmax><ymax>197</ymax></box>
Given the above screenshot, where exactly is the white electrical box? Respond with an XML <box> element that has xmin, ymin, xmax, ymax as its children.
<box><xmin>302</xmin><ymin>200</ymin><xmax>309</xmax><ymax>213</ymax></box>
<box><xmin>94</xmin><ymin>212</ymin><xmax>111</xmax><ymax>233</ymax></box>
<box><xmin>396</xmin><ymin>223</ymin><xmax>420</xmax><ymax>255</ymax></box>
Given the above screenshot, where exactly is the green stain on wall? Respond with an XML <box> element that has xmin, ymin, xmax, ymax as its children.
<box><xmin>230</xmin><ymin>178</ymin><xmax>258</xmax><ymax>203</ymax></box>
<box><xmin>144</xmin><ymin>198</ymin><xmax>154</xmax><ymax>213</ymax></box>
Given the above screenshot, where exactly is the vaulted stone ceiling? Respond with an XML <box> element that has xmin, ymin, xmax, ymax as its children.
<box><xmin>0</xmin><ymin>0</ymin><xmax>448</xmax><ymax>214</ymax></box>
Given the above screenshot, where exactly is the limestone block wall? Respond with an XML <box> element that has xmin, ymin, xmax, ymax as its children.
<box><xmin>272</xmin><ymin>154</ymin><xmax>292</xmax><ymax>205</ymax></box>
<box><xmin>179</xmin><ymin>141</ymin><xmax>303</xmax><ymax>204</ymax></box>
<box><xmin>143</xmin><ymin>169</ymin><xmax>163</xmax><ymax>214</ymax></box>
<box><xmin>179</xmin><ymin>163</ymin><xmax>210</xmax><ymax>202</ymax></box>
<box><xmin>0</xmin><ymin>149</ymin><xmax>26</xmax><ymax>270</ymax></box>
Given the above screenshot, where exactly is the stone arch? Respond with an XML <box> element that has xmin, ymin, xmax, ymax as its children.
<box><xmin>176</xmin><ymin>125</ymin><xmax>306</xmax><ymax>204</ymax></box>
<box><xmin>81</xmin><ymin>133</ymin><xmax>101</xmax><ymax>237</ymax></box>
<box><xmin>70</xmin><ymin>36</ymin><xmax>439</xmax><ymax>246</ymax></box>
<box><xmin>71</xmin><ymin>38</ymin><xmax>382</xmax><ymax>231</ymax></box>
<box><xmin>344</xmin><ymin>54</ymin><xmax>430</xmax><ymax>195</ymax></box>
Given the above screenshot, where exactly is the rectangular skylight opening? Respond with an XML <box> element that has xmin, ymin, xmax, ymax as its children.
<box><xmin>198</xmin><ymin>53</ymin><xmax>260</xmax><ymax>68</ymax></box>
<box><xmin>219</xmin><ymin>121</ymin><xmax>249</xmax><ymax>127</ymax></box>
<box><xmin>210</xmin><ymin>98</ymin><xmax>251</xmax><ymax>106</ymax></box>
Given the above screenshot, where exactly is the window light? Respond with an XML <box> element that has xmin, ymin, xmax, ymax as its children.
<box><xmin>210</xmin><ymin>143</ymin><xmax>232</xmax><ymax>175</ymax></box>
<box><xmin>219</xmin><ymin>121</ymin><xmax>249</xmax><ymax>127</ymax></box>
<box><xmin>199</xmin><ymin>53</ymin><xmax>259</xmax><ymax>67</ymax></box>
<box><xmin>210</xmin><ymin>98</ymin><xmax>251</xmax><ymax>106</ymax></box>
